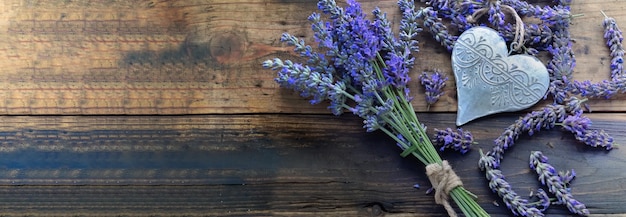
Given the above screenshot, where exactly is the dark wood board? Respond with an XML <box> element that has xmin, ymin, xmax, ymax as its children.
<box><xmin>0</xmin><ymin>113</ymin><xmax>621</xmax><ymax>216</ymax></box>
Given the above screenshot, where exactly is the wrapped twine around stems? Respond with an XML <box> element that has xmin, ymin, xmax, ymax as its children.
<box><xmin>426</xmin><ymin>160</ymin><xmax>464</xmax><ymax>217</ymax></box>
<box><xmin>467</xmin><ymin>3</ymin><xmax>526</xmax><ymax>51</ymax></box>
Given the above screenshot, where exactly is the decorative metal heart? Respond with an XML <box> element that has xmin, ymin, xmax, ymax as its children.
<box><xmin>451</xmin><ymin>27</ymin><xmax>549</xmax><ymax>126</ymax></box>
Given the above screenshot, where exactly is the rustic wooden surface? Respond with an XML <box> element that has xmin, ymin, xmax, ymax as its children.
<box><xmin>0</xmin><ymin>0</ymin><xmax>625</xmax><ymax>216</ymax></box>
<box><xmin>0</xmin><ymin>114</ymin><xmax>623</xmax><ymax>216</ymax></box>
<box><xmin>0</xmin><ymin>0</ymin><xmax>623</xmax><ymax>114</ymax></box>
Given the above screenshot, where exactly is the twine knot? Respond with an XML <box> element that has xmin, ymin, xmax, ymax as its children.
<box><xmin>426</xmin><ymin>160</ymin><xmax>463</xmax><ymax>217</ymax></box>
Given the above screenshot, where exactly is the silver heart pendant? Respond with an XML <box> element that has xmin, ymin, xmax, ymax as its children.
<box><xmin>451</xmin><ymin>27</ymin><xmax>549</xmax><ymax>126</ymax></box>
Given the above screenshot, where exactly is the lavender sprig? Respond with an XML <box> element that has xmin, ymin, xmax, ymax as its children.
<box><xmin>601</xmin><ymin>11</ymin><xmax>625</xmax><ymax>80</ymax></box>
<box><xmin>569</xmin><ymin>12</ymin><xmax>626</xmax><ymax>99</ymax></box>
<box><xmin>569</xmin><ymin>79</ymin><xmax>621</xmax><ymax>99</ymax></box>
<box><xmin>533</xmin><ymin>189</ymin><xmax>551</xmax><ymax>211</ymax></box>
<box><xmin>419</xmin><ymin>70</ymin><xmax>448</xmax><ymax>108</ymax></box>
<box><xmin>434</xmin><ymin>128</ymin><xmax>473</xmax><ymax>154</ymax></box>
<box><xmin>501</xmin><ymin>0</ymin><xmax>571</xmax><ymax>26</ymax></box>
<box><xmin>421</xmin><ymin>0</ymin><xmax>477</xmax><ymax>31</ymax></box>
<box><xmin>478</xmin><ymin>98</ymin><xmax>584</xmax><ymax>217</ymax></box>
<box><xmin>560</xmin><ymin>113</ymin><xmax>615</xmax><ymax>150</ymax></box>
<box><xmin>559</xmin><ymin>169</ymin><xmax>577</xmax><ymax>185</ymax></box>
<box><xmin>529</xmin><ymin>151</ymin><xmax>590</xmax><ymax>216</ymax></box>
<box><xmin>396</xmin><ymin>0</ymin><xmax>421</xmax><ymax>54</ymax></box>
<box><xmin>546</xmin><ymin>28</ymin><xmax>575</xmax><ymax>103</ymax></box>
<box><xmin>524</xmin><ymin>0</ymin><xmax>575</xmax><ymax>104</ymax></box>
<box><xmin>486</xmin><ymin>1</ymin><xmax>508</xmax><ymax>31</ymax></box>
<box><xmin>485</xmin><ymin>97</ymin><xmax>583</xmax><ymax>167</ymax></box>
<box><xmin>418</xmin><ymin>7</ymin><xmax>458</xmax><ymax>51</ymax></box>
<box><xmin>480</xmin><ymin>152</ymin><xmax>544</xmax><ymax>216</ymax></box>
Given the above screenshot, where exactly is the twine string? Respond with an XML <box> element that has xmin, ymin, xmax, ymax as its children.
<box><xmin>425</xmin><ymin>160</ymin><xmax>463</xmax><ymax>217</ymax></box>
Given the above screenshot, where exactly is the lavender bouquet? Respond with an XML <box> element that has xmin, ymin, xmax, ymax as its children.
<box><xmin>263</xmin><ymin>0</ymin><xmax>488</xmax><ymax>216</ymax></box>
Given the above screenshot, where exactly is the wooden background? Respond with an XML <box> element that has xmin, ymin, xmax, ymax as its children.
<box><xmin>0</xmin><ymin>0</ymin><xmax>625</xmax><ymax>216</ymax></box>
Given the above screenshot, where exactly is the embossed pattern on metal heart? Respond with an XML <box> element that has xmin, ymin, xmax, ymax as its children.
<box><xmin>451</xmin><ymin>26</ymin><xmax>549</xmax><ymax>126</ymax></box>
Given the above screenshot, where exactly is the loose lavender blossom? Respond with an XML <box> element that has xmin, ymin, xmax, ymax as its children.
<box><xmin>484</xmin><ymin>97</ymin><xmax>583</xmax><ymax>167</ymax></box>
<box><xmin>420</xmin><ymin>0</ymin><xmax>477</xmax><ymax>31</ymax></box>
<box><xmin>481</xmin><ymin>0</ymin><xmax>506</xmax><ymax>30</ymax></box>
<box><xmin>561</xmin><ymin>113</ymin><xmax>615</xmax><ymax>150</ymax></box>
<box><xmin>396</xmin><ymin>0</ymin><xmax>421</xmax><ymax>54</ymax></box>
<box><xmin>533</xmin><ymin>189</ymin><xmax>551</xmax><ymax>211</ymax></box>
<box><xmin>561</xmin><ymin>113</ymin><xmax>589</xmax><ymax>133</ymax></box>
<box><xmin>417</xmin><ymin>7</ymin><xmax>458</xmax><ymax>51</ymax></box>
<box><xmin>529</xmin><ymin>151</ymin><xmax>590</xmax><ymax>216</ymax></box>
<box><xmin>479</xmin><ymin>153</ymin><xmax>544</xmax><ymax>217</ymax></box>
<box><xmin>501</xmin><ymin>0</ymin><xmax>571</xmax><ymax>26</ymax></box>
<box><xmin>558</xmin><ymin>169</ymin><xmax>576</xmax><ymax>185</ymax></box>
<box><xmin>602</xmin><ymin>11</ymin><xmax>625</xmax><ymax>80</ymax></box>
<box><xmin>569</xmin><ymin>12</ymin><xmax>626</xmax><ymax>99</ymax></box>
<box><xmin>478</xmin><ymin>98</ymin><xmax>584</xmax><ymax>217</ymax></box>
<box><xmin>433</xmin><ymin>128</ymin><xmax>473</xmax><ymax>154</ymax></box>
<box><xmin>569</xmin><ymin>77</ymin><xmax>624</xmax><ymax>99</ymax></box>
<box><xmin>546</xmin><ymin>28</ymin><xmax>576</xmax><ymax>103</ymax></box>
<box><xmin>419</xmin><ymin>70</ymin><xmax>448</xmax><ymax>107</ymax></box>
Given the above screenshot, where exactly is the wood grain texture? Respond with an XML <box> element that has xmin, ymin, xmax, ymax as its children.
<box><xmin>0</xmin><ymin>113</ymin><xmax>622</xmax><ymax>216</ymax></box>
<box><xmin>0</xmin><ymin>0</ymin><xmax>623</xmax><ymax>114</ymax></box>
<box><xmin>1</xmin><ymin>0</ymin><xmax>626</xmax><ymax>216</ymax></box>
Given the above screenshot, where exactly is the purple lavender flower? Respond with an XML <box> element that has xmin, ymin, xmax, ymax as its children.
<box><xmin>317</xmin><ymin>0</ymin><xmax>344</xmax><ymax>20</ymax></box>
<box><xmin>569</xmin><ymin>78</ymin><xmax>622</xmax><ymax>99</ymax></box>
<box><xmin>433</xmin><ymin>128</ymin><xmax>473</xmax><ymax>154</ymax></box>
<box><xmin>501</xmin><ymin>0</ymin><xmax>571</xmax><ymax>26</ymax></box>
<box><xmin>487</xmin><ymin>98</ymin><xmax>580</xmax><ymax>165</ymax></box>
<box><xmin>487</xmin><ymin>105</ymin><xmax>566</xmax><ymax>166</ymax></box>
<box><xmin>479</xmin><ymin>153</ymin><xmax>544</xmax><ymax>217</ymax></box>
<box><xmin>377</xmin><ymin>1</ymin><xmax>421</xmax><ymax>68</ymax></box>
<box><xmin>571</xmin><ymin>12</ymin><xmax>626</xmax><ymax>98</ymax></box>
<box><xmin>385</xmin><ymin>52</ymin><xmax>411</xmax><ymax>89</ymax></box>
<box><xmin>560</xmin><ymin>113</ymin><xmax>615</xmax><ymax>150</ymax></box>
<box><xmin>478</xmin><ymin>97</ymin><xmax>584</xmax><ymax>217</ymax></box>
<box><xmin>478</xmin><ymin>97</ymin><xmax>581</xmax><ymax>216</ymax></box>
<box><xmin>397</xmin><ymin>0</ymin><xmax>421</xmax><ymax>54</ymax></box>
<box><xmin>327</xmin><ymin>81</ymin><xmax>348</xmax><ymax>115</ymax></box>
<box><xmin>419</xmin><ymin>70</ymin><xmax>448</xmax><ymax>107</ymax></box>
<box><xmin>529</xmin><ymin>151</ymin><xmax>590</xmax><ymax>216</ymax></box>
<box><xmin>561</xmin><ymin>113</ymin><xmax>590</xmax><ymax>134</ymax></box>
<box><xmin>546</xmin><ymin>29</ymin><xmax>575</xmax><ymax>102</ymax></box>
<box><xmin>266</xmin><ymin>0</ymin><xmax>431</xmax><ymax>132</ymax></box>
<box><xmin>559</xmin><ymin>169</ymin><xmax>576</xmax><ymax>184</ymax></box>
<box><xmin>574</xmin><ymin>128</ymin><xmax>614</xmax><ymax>150</ymax></box>
<box><xmin>502</xmin><ymin>23</ymin><xmax>553</xmax><ymax>52</ymax></box>
<box><xmin>533</xmin><ymin>189</ymin><xmax>551</xmax><ymax>211</ymax></box>
<box><xmin>501</xmin><ymin>0</ymin><xmax>573</xmax><ymax>103</ymax></box>
<box><xmin>601</xmin><ymin>11</ymin><xmax>625</xmax><ymax>80</ymax></box>
<box><xmin>485</xmin><ymin>1</ymin><xmax>506</xmax><ymax>29</ymax></box>
<box><xmin>418</xmin><ymin>7</ymin><xmax>458</xmax><ymax>51</ymax></box>
<box><xmin>262</xmin><ymin>58</ymin><xmax>332</xmax><ymax>105</ymax></box>
<box><xmin>422</xmin><ymin>0</ymin><xmax>476</xmax><ymax>31</ymax></box>
<box><xmin>363</xmin><ymin>114</ymin><xmax>383</xmax><ymax>132</ymax></box>
<box><xmin>280</xmin><ymin>33</ymin><xmax>331</xmax><ymax>73</ymax></box>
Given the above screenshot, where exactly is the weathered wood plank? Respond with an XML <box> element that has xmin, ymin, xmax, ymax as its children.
<box><xmin>0</xmin><ymin>0</ymin><xmax>624</xmax><ymax>114</ymax></box>
<box><xmin>0</xmin><ymin>113</ymin><xmax>622</xmax><ymax>216</ymax></box>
